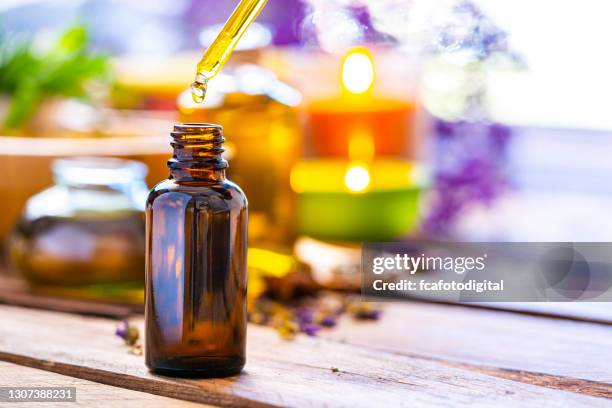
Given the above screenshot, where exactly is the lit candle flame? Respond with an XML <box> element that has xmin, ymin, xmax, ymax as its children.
<box><xmin>341</xmin><ymin>46</ymin><xmax>375</xmax><ymax>95</ymax></box>
<box><xmin>344</xmin><ymin>163</ymin><xmax>371</xmax><ymax>193</ymax></box>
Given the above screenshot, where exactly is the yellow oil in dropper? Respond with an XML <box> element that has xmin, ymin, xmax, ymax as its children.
<box><xmin>191</xmin><ymin>0</ymin><xmax>268</xmax><ymax>103</ymax></box>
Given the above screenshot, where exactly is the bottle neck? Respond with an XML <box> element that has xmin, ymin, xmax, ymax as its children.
<box><xmin>168</xmin><ymin>123</ymin><xmax>228</xmax><ymax>182</ymax></box>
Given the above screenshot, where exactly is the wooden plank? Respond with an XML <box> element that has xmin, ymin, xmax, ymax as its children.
<box><xmin>323</xmin><ymin>302</ymin><xmax>612</xmax><ymax>387</ymax></box>
<box><xmin>466</xmin><ymin>302</ymin><xmax>612</xmax><ymax>325</ymax></box>
<box><xmin>0</xmin><ymin>289</ymin><xmax>137</xmax><ymax>319</ymax></box>
<box><xmin>0</xmin><ymin>306</ymin><xmax>608</xmax><ymax>407</ymax></box>
<box><xmin>0</xmin><ymin>275</ymin><xmax>142</xmax><ymax>318</ymax></box>
<box><xmin>0</xmin><ymin>361</ymin><xmax>208</xmax><ymax>407</ymax></box>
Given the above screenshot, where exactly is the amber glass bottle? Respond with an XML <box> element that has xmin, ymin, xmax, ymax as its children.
<box><xmin>145</xmin><ymin>123</ymin><xmax>248</xmax><ymax>377</ymax></box>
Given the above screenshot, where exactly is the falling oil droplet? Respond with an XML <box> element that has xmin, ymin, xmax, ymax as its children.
<box><xmin>190</xmin><ymin>74</ymin><xmax>209</xmax><ymax>104</ymax></box>
<box><xmin>191</xmin><ymin>80</ymin><xmax>207</xmax><ymax>104</ymax></box>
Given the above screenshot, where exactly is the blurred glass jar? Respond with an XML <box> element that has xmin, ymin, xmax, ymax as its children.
<box><xmin>178</xmin><ymin>26</ymin><xmax>302</xmax><ymax>245</ymax></box>
<box><xmin>9</xmin><ymin>157</ymin><xmax>148</xmax><ymax>300</ymax></box>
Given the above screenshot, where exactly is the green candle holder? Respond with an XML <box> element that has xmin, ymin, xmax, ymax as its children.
<box><xmin>291</xmin><ymin>159</ymin><xmax>428</xmax><ymax>242</ymax></box>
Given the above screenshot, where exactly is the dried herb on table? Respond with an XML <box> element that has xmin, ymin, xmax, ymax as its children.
<box><xmin>346</xmin><ymin>300</ymin><xmax>382</xmax><ymax>320</ymax></box>
<box><xmin>249</xmin><ymin>293</ymin><xmax>382</xmax><ymax>340</ymax></box>
<box><xmin>247</xmin><ymin>248</ymin><xmax>382</xmax><ymax>340</ymax></box>
<box><xmin>115</xmin><ymin>319</ymin><xmax>142</xmax><ymax>355</ymax></box>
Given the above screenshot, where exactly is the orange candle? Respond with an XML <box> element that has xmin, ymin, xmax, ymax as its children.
<box><xmin>306</xmin><ymin>47</ymin><xmax>416</xmax><ymax>158</ymax></box>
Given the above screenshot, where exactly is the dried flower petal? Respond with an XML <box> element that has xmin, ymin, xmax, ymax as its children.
<box><xmin>115</xmin><ymin>319</ymin><xmax>128</xmax><ymax>339</ymax></box>
<box><xmin>346</xmin><ymin>300</ymin><xmax>382</xmax><ymax>321</ymax></box>
<box><xmin>354</xmin><ymin>309</ymin><xmax>381</xmax><ymax>320</ymax></box>
<box><xmin>125</xmin><ymin>327</ymin><xmax>140</xmax><ymax>346</ymax></box>
<box><xmin>129</xmin><ymin>344</ymin><xmax>143</xmax><ymax>356</ymax></box>
<box><xmin>319</xmin><ymin>315</ymin><xmax>337</xmax><ymax>327</ymax></box>
<box><xmin>295</xmin><ymin>308</ymin><xmax>314</xmax><ymax>324</ymax></box>
<box><xmin>300</xmin><ymin>322</ymin><xmax>320</xmax><ymax>337</ymax></box>
<box><xmin>277</xmin><ymin>320</ymin><xmax>299</xmax><ymax>340</ymax></box>
<box><xmin>115</xmin><ymin>320</ymin><xmax>140</xmax><ymax>347</ymax></box>
<box><xmin>248</xmin><ymin>293</ymin><xmax>381</xmax><ymax>339</ymax></box>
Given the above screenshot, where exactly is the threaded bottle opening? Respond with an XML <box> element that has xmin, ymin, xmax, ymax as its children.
<box><xmin>171</xmin><ymin>123</ymin><xmax>223</xmax><ymax>139</ymax></box>
<box><xmin>169</xmin><ymin>123</ymin><xmax>228</xmax><ymax>181</ymax></box>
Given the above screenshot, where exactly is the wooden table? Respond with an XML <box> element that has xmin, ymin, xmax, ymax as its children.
<box><xmin>0</xmin><ymin>296</ymin><xmax>610</xmax><ymax>407</ymax></box>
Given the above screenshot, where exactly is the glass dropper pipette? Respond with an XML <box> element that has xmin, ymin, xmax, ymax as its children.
<box><xmin>191</xmin><ymin>0</ymin><xmax>269</xmax><ymax>103</ymax></box>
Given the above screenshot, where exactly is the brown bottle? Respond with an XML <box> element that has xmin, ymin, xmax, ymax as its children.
<box><xmin>145</xmin><ymin>123</ymin><xmax>248</xmax><ymax>377</ymax></box>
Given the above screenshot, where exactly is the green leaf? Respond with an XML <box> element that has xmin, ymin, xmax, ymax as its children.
<box><xmin>4</xmin><ymin>78</ymin><xmax>42</xmax><ymax>129</ymax></box>
<box><xmin>0</xmin><ymin>24</ymin><xmax>109</xmax><ymax>130</ymax></box>
<box><xmin>55</xmin><ymin>25</ymin><xmax>88</xmax><ymax>54</ymax></box>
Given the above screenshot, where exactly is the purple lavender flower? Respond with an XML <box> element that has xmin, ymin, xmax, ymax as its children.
<box><xmin>115</xmin><ymin>319</ymin><xmax>128</xmax><ymax>340</ymax></box>
<box><xmin>423</xmin><ymin>120</ymin><xmax>513</xmax><ymax>236</ymax></box>
<box><xmin>115</xmin><ymin>319</ymin><xmax>139</xmax><ymax>346</ymax></box>
<box><xmin>320</xmin><ymin>316</ymin><xmax>337</xmax><ymax>327</ymax></box>
<box><xmin>295</xmin><ymin>308</ymin><xmax>314</xmax><ymax>324</ymax></box>
<box><xmin>300</xmin><ymin>322</ymin><xmax>320</xmax><ymax>336</ymax></box>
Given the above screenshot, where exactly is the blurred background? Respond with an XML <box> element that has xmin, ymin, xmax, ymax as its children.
<box><xmin>1</xmin><ymin>0</ymin><xmax>611</xmax><ymax>330</ymax></box>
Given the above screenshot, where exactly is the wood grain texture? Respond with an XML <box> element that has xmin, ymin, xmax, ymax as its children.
<box><xmin>323</xmin><ymin>302</ymin><xmax>612</xmax><ymax>386</ymax></box>
<box><xmin>0</xmin><ymin>361</ymin><xmax>208</xmax><ymax>407</ymax></box>
<box><xmin>464</xmin><ymin>302</ymin><xmax>612</xmax><ymax>325</ymax></box>
<box><xmin>0</xmin><ymin>305</ymin><xmax>609</xmax><ymax>408</ymax></box>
